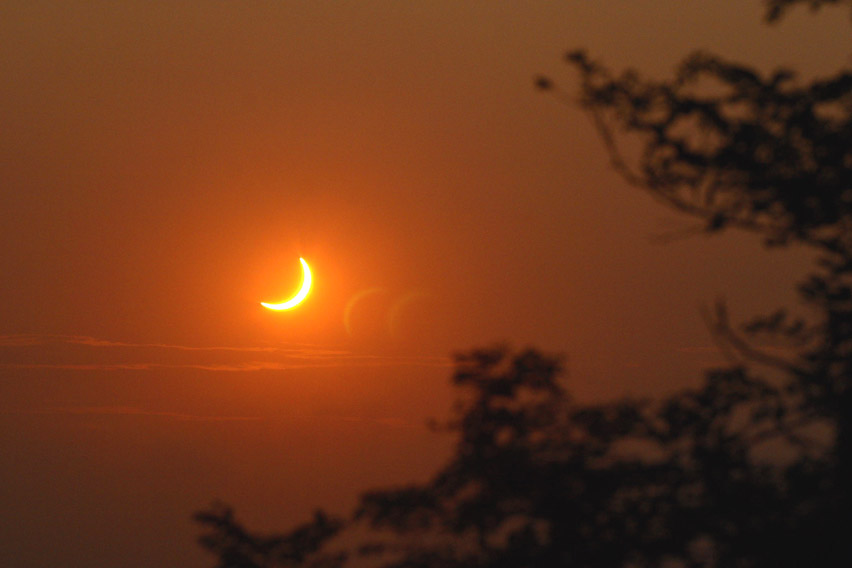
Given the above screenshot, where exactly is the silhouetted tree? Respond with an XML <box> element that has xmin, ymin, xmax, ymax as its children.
<box><xmin>196</xmin><ymin>2</ymin><xmax>852</xmax><ymax>565</ymax></box>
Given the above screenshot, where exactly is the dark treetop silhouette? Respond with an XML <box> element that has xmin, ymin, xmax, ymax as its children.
<box><xmin>196</xmin><ymin>2</ymin><xmax>852</xmax><ymax>566</ymax></box>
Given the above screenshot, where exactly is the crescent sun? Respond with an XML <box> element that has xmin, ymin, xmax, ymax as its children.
<box><xmin>261</xmin><ymin>258</ymin><xmax>312</xmax><ymax>310</ymax></box>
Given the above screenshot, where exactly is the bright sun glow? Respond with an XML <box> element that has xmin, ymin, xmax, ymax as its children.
<box><xmin>261</xmin><ymin>258</ymin><xmax>312</xmax><ymax>310</ymax></box>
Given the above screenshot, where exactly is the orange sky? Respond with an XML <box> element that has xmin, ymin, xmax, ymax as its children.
<box><xmin>1</xmin><ymin>2</ymin><xmax>848</xmax><ymax>566</ymax></box>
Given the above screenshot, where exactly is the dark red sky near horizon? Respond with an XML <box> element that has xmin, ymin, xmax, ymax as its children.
<box><xmin>1</xmin><ymin>2</ymin><xmax>848</xmax><ymax>566</ymax></box>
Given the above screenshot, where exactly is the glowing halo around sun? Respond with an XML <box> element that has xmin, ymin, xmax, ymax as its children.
<box><xmin>260</xmin><ymin>258</ymin><xmax>312</xmax><ymax>311</ymax></box>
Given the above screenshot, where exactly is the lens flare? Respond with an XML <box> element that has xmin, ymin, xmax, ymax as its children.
<box><xmin>387</xmin><ymin>289</ymin><xmax>430</xmax><ymax>336</ymax></box>
<box><xmin>261</xmin><ymin>258</ymin><xmax>312</xmax><ymax>311</ymax></box>
<box><xmin>343</xmin><ymin>287</ymin><xmax>387</xmax><ymax>335</ymax></box>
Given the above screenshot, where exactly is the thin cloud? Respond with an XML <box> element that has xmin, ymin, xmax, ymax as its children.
<box><xmin>0</xmin><ymin>334</ymin><xmax>44</xmax><ymax>346</ymax></box>
<box><xmin>326</xmin><ymin>415</ymin><xmax>415</xmax><ymax>428</ymax></box>
<box><xmin>66</xmin><ymin>335</ymin><xmax>351</xmax><ymax>356</ymax></box>
<box><xmin>0</xmin><ymin>333</ymin><xmax>347</xmax><ymax>355</ymax></box>
<box><xmin>677</xmin><ymin>345</ymin><xmax>722</xmax><ymax>354</ymax></box>
<box><xmin>0</xmin><ymin>358</ymin><xmax>450</xmax><ymax>373</ymax></box>
<box><xmin>0</xmin><ymin>362</ymin><xmax>157</xmax><ymax>371</ymax></box>
<box><xmin>180</xmin><ymin>357</ymin><xmax>450</xmax><ymax>372</ymax></box>
<box><xmin>6</xmin><ymin>406</ymin><xmax>263</xmax><ymax>422</ymax></box>
<box><xmin>0</xmin><ymin>333</ymin><xmax>451</xmax><ymax>372</ymax></box>
<box><xmin>3</xmin><ymin>407</ymin><xmax>422</xmax><ymax>429</ymax></box>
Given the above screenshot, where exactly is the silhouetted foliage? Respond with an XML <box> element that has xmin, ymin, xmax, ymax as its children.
<box><xmin>194</xmin><ymin>504</ymin><xmax>344</xmax><ymax>568</ymax></box>
<box><xmin>197</xmin><ymin>2</ymin><xmax>852</xmax><ymax>566</ymax></box>
<box><xmin>197</xmin><ymin>344</ymin><xmax>846</xmax><ymax>566</ymax></box>
<box><xmin>764</xmin><ymin>0</ymin><xmax>852</xmax><ymax>21</ymax></box>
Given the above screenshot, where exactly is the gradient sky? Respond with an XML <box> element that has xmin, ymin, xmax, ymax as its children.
<box><xmin>1</xmin><ymin>2</ymin><xmax>848</xmax><ymax>566</ymax></box>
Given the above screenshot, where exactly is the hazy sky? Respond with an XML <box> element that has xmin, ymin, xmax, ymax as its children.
<box><xmin>1</xmin><ymin>2</ymin><xmax>848</xmax><ymax>566</ymax></box>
